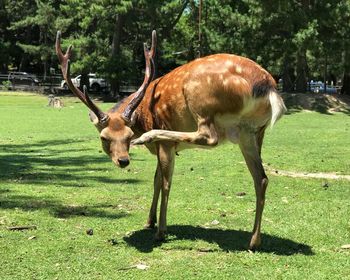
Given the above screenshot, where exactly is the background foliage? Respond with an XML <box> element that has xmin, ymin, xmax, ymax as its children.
<box><xmin>1</xmin><ymin>0</ymin><xmax>350</xmax><ymax>94</ymax></box>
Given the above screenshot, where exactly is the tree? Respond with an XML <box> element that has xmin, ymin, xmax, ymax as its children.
<box><xmin>3</xmin><ymin>0</ymin><xmax>37</xmax><ymax>72</ymax></box>
<box><xmin>334</xmin><ymin>0</ymin><xmax>350</xmax><ymax>95</ymax></box>
<box><xmin>0</xmin><ymin>0</ymin><xmax>10</xmax><ymax>72</ymax></box>
<box><xmin>2</xmin><ymin>0</ymin><xmax>350</xmax><ymax>95</ymax></box>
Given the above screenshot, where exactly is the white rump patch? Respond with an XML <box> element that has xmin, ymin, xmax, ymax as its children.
<box><xmin>269</xmin><ymin>91</ymin><xmax>287</xmax><ymax>127</ymax></box>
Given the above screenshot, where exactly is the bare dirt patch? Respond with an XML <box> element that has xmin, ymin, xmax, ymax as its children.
<box><xmin>281</xmin><ymin>92</ymin><xmax>350</xmax><ymax>114</ymax></box>
<box><xmin>266</xmin><ymin>167</ymin><xmax>350</xmax><ymax>181</ymax></box>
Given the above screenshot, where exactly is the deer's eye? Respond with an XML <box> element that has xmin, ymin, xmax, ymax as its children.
<box><xmin>100</xmin><ymin>136</ymin><xmax>108</xmax><ymax>141</ymax></box>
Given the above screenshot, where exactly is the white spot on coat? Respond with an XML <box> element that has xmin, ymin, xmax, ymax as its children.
<box><xmin>206</xmin><ymin>76</ymin><xmax>212</xmax><ymax>84</ymax></box>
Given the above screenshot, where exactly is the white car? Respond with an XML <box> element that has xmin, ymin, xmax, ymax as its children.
<box><xmin>61</xmin><ymin>73</ymin><xmax>108</xmax><ymax>92</ymax></box>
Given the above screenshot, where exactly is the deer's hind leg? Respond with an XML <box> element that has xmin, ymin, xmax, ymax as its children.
<box><xmin>239</xmin><ymin>128</ymin><xmax>268</xmax><ymax>250</ymax></box>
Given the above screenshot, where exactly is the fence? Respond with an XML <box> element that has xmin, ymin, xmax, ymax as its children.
<box><xmin>0</xmin><ymin>73</ymin><xmax>63</xmax><ymax>94</ymax></box>
<box><xmin>0</xmin><ymin>73</ymin><xmax>138</xmax><ymax>96</ymax></box>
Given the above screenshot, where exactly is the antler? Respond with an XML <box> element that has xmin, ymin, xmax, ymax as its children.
<box><xmin>55</xmin><ymin>31</ymin><xmax>109</xmax><ymax>124</ymax></box>
<box><xmin>121</xmin><ymin>30</ymin><xmax>157</xmax><ymax>123</ymax></box>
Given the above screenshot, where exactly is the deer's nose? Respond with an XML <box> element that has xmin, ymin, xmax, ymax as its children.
<box><xmin>118</xmin><ymin>158</ymin><xmax>130</xmax><ymax>168</ymax></box>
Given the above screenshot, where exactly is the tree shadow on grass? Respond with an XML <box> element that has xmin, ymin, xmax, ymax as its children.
<box><xmin>0</xmin><ymin>138</ymin><xmax>143</xmax><ymax>187</ymax></box>
<box><xmin>0</xmin><ymin>193</ymin><xmax>129</xmax><ymax>220</ymax></box>
<box><xmin>123</xmin><ymin>225</ymin><xmax>313</xmax><ymax>256</ymax></box>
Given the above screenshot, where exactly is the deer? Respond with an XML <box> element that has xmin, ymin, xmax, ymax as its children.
<box><xmin>56</xmin><ymin>30</ymin><xmax>286</xmax><ymax>250</ymax></box>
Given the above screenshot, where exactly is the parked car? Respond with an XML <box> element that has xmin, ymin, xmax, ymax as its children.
<box><xmin>8</xmin><ymin>72</ymin><xmax>40</xmax><ymax>86</ymax></box>
<box><xmin>60</xmin><ymin>73</ymin><xmax>108</xmax><ymax>92</ymax></box>
<box><xmin>309</xmin><ymin>81</ymin><xmax>337</xmax><ymax>94</ymax></box>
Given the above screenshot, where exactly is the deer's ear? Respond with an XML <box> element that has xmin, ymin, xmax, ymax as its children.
<box><xmin>89</xmin><ymin>111</ymin><xmax>109</xmax><ymax>131</ymax></box>
<box><xmin>89</xmin><ymin>111</ymin><xmax>99</xmax><ymax>125</ymax></box>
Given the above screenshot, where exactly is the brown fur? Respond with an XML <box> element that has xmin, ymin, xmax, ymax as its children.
<box><xmin>112</xmin><ymin>54</ymin><xmax>277</xmax><ymax>136</ymax></box>
<box><xmin>99</xmin><ymin>54</ymin><xmax>285</xmax><ymax>250</ymax></box>
<box><xmin>58</xmin><ymin>33</ymin><xmax>285</xmax><ymax>250</ymax></box>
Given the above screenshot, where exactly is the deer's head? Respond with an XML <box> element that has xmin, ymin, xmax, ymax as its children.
<box><xmin>56</xmin><ymin>31</ymin><xmax>156</xmax><ymax>168</ymax></box>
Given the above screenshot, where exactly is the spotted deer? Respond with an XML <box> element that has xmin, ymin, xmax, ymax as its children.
<box><xmin>56</xmin><ymin>30</ymin><xmax>286</xmax><ymax>250</ymax></box>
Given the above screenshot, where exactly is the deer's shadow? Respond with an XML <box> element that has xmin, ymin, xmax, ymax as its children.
<box><xmin>123</xmin><ymin>225</ymin><xmax>313</xmax><ymax>256</ymax></box>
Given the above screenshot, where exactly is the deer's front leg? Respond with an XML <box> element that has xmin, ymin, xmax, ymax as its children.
<box><xmin>132</xmin><ymin>120</ymin><xmax>218</xmax><ymax>147</ymax></box>
<box><xmin>131</xmin><ymin>129</ymin><xmax>190</xmax><ymax>145</ymax></box>
<box><xmin>144</xmin><ymin>163</ymin><xmax>161</xmax><ymax>229</ymax></box>
<box><xmin>154</xmin><ymin>142</ymin><xmax>175</xmax><ymax>241</ymax></box>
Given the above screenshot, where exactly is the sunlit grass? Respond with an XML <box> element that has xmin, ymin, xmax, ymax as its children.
<box><xmin>0</xmin><ymin>92</ymin><xmax>349</xmax><ymax>279</ymax></box>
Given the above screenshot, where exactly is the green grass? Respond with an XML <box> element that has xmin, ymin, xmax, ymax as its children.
<box><xmin>0</xmin><ymin>91</ymin><xmax>349</xmax><ymax>279</ymax></box>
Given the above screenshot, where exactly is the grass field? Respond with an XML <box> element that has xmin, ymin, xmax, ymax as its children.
<box><xmin>0</xmin><ymin>91</ymin><xmax>349</xmax><ymax>279</ymax></box>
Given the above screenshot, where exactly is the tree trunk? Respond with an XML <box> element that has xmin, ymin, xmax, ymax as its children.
<box><xmin>18</xmin><ymin>27</ymin><xmax>31</xmax><ymax>71</ymax></box>
<box><xmin>110</xmin><ymin>14</ymin><xmax>124</xmax><ymax>98</ymax></box>
<box><xmin>198</xmin><ymin>0</ymin><xmax>203</xmax><ymax>57</ymax></box>
<box><xmin>341</xmin><ymin>73</ymin><xmax>350</xmax><ymax>95</ymax></box>
<box><xmin>282</xmin><ymin>54</ymin><xmax>294</xmax><ymax>92</ymax></box>
<box><xmin>341</xmin><ymin>48</ymin><xmax>350</xmax><ymax>95</ymax></box>
<box><xmin>43</xmin><ymin>60</ymin><xmax>47</xmax><ymax>81</ymax></box>
<box><xmin>80</xmin><ymin>72</ymin><xmax>89</xmax><ymax>93</ymax></box>
<box><xmin>43</xmin><ymin>28</ymin><xmax>48</xmax><ymax>80</ymax></box>
<box><xmin>18</xmin><ymin>55</ymin><xmax>27</xmax><ymax>72</ymax></box>
<box><xmin>295</xmin><ymin>49</ymin><xmax>308</xmax><ymax>92</ymax></box>
<box><xmin>323</xmin><ymin>54</ymin><xmax>327</xmax><ymax>93</ymax></box>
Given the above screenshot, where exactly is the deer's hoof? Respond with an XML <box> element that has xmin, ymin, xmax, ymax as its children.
<box><xmin>154</xmin><ymin>231</ymin><xmax>166</xmax><ymax>242</ymax></box>
<box><xmin>131</xmin><ymin>134</ymin><xmax>153</xmax><ymax>145</ymax></box>
<box><xmin>248</xmin><ymin>236</ymin><xmax>261</xmax><ymax>251</ymax></box>
<box><xmin>144</xmin><ymin>220</ymin><xmax>156</xmax><ymax>229</ymax></box>
<box><xmin>131</xmin><ymin>138</ymin><xmax>143</xmax><ymax>145</ymax></box>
